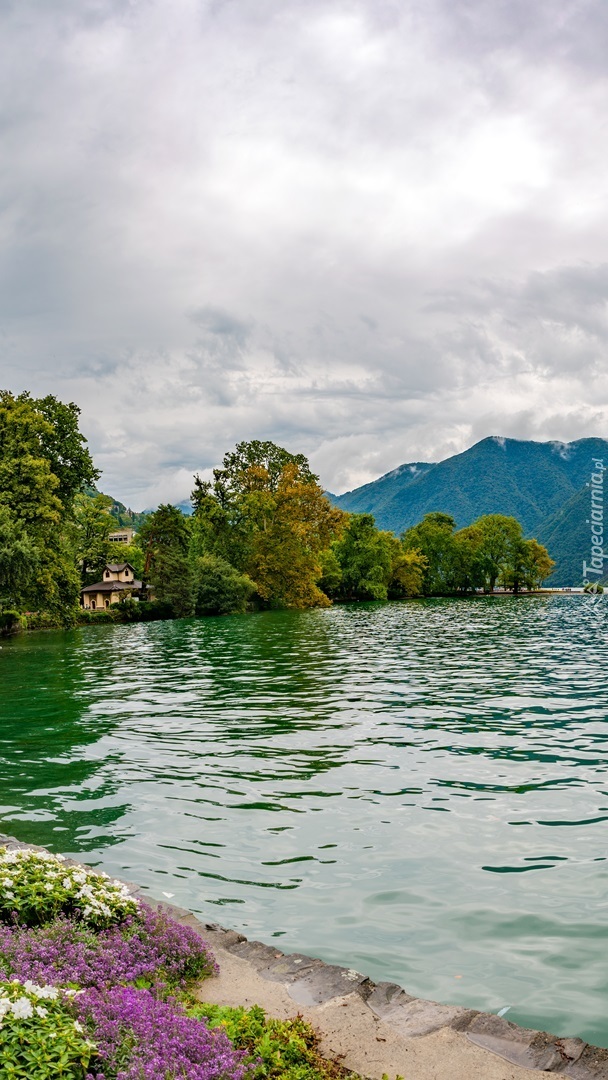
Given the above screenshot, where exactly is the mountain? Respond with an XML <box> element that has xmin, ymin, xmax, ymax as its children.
<box><xmin>330</xmin><ymin>436</ymin><xmax>608</xmax><ymax>585</ymax></box>
<box><xmin>536</xmin><ymin>486</ymin><xmax>608</xmax><ymax>587</ymax></box>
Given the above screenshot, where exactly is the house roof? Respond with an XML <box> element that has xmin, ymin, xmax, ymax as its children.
<box><xmin>105</xmin><ymin>563</ymin><xmax>136</xmax><ymax>573</ymax></box>
<box><xmin>82</xmin><ymin>579</ymin><xmax>143</xmax><ymax>594</ymax></box>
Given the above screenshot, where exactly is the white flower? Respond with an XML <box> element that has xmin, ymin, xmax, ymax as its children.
<box><xmin>35</xmin><ymin>1005</ymin><xmax>48</xmax><ymax>1018</ymax></box>
<box><xmin>10</xmin><ymin>997</ymin><xmax>33</xmax><ymax>1019</ymax></box>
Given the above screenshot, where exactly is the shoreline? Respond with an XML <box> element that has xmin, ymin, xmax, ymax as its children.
<box><xmin>1</xmin><ymin>833</ymin><xmax>606</xmax><ymax>1079</ymax></box>
<box><xmin>0</xmin><ymin>588</ymin><xmax>589</xmax><ymax>638</ymax></box>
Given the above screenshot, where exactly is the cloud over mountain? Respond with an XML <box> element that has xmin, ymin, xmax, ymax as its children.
<box><xmin>1</xmin><ymin>0</ymin><xmax>608</xmax><ymax>506</ymax></box>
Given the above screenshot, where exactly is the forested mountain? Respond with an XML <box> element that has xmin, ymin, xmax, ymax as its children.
<box><xmin>330</xmin><ymin>437</ymin><xmax>608</xmax><ymax>585</ymax></box>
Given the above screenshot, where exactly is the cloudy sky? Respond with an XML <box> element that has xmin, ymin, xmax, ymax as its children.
<box><xmin>2</xmin><ymin>0</ymin><xmax>608</xmax><ymax>507</ymax></box>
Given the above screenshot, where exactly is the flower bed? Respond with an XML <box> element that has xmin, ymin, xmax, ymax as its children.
<box><xmin>0</xmin><ymin>847</ymin><xmax>362</xmax><ymax>1080</ymax></box>
<box><xmin>0</xmin><ymin>848</ymin><xmax>139</xmax><ymax>928</ymax></box>
<box><xmin>0</xmin><ymin>847</ymin><xmax>244</xmax><ymax>1079</ymax></box>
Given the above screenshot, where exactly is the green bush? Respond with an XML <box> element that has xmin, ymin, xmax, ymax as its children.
<box><xmin>194</xmin><ymin>555</ymin><xmax>255</xmax><ymax>616</ymax></box>
<box><xmin>191</xmin><ymin>1002</ymin><xmax>362</xmax><ymax>1080</ymax></box>
<box><xmin>77</xmin><ymin>609</ymin><xmax>118</xmax><ymax>625</ymax></box>
<box><xmin>0</xmin><ymin>609</ymin><xmax>25</xmax><ymax>634</ymax></box>
<box><xmin>0</xmin><ymin>979</ymin><xmax>95</xmax><ymax>1079</ymax></box>
<box><xmin>0</xmin><ymin>847</ymin><xmax>140</xmax><ymax>929</ymax></box>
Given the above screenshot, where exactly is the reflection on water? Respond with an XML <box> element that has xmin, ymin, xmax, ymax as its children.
<box><xmin>1</xmin><ymin>596</ymin><xmax>608</xmax><ymax>1044</ymax></box>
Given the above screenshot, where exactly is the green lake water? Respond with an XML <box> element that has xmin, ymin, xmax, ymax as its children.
<box><xmin>1</xmin><ymin>595</ymin><xmax>608</xmax><ymax>1044</ymax></box>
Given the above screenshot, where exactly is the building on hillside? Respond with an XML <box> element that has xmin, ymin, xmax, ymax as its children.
<box><xmin>108</xmin><ymin>527</ymin><xmax>136</xmax><ymax>544</ymax></box>
<box><xmin>81</xmin><ymin>563</ymin><xmax>142</xmax><ymax>610</ymax></box>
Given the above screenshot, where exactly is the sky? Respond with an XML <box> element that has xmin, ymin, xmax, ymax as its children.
<box><xmin>2</xmin><ymin>0</ymin><xmax>608</xmax><ymax>508</ymax></box>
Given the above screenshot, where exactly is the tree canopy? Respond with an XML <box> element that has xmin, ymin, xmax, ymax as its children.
<box><xmin>0</xmin><ymin>412</ymin><xmax>557</xmax><ymax>626</ymax></box>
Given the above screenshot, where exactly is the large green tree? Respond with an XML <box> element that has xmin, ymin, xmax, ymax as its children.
<box><xmin>402</xmin><ymin>512</ymin><xmax>458</xmax><ymax>595</ymax></box>
<box><xmin>191</xmin><ymin>443</ymin><xmax>344</xmax><ymax>608</ymax></box>
<box><xmin>0</xmin><ymin>392</ymin><xmax>89</xmax><ymax>619</ymax></box>
<box><xmin>138</xmin><ymin>504</ymin><xmax>193</xmax><ymax>617</ymax></box>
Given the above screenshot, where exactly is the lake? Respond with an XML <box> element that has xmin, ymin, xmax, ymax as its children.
<box><xmin>1</xmin><ymin>595</ymin><xmax>608</xmax><ymax>1044</ymax></box>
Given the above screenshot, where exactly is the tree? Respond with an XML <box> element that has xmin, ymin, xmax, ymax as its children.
<box><xmin>0</xmin><ymin>505</ymin><xmax>39</xmax><ymax>610</ymax></box>
<box><xmin>317</xmin><ymin>548</ymin><xmax>343</xmax><ymax>598</ymax></box>
<box><xmin>475</xmin><ymin>514</ymin><xmax>523</xmax><ymax>592</ymax></box>
<box><xmin>388</xmin><ymin>548</ymin><xmax>427</xmax><ymax>598</ymax></box>
<box><xmin>0</xmin><ymin>392</ymin><xmax>63</xmax><ymax>530</ymax></box>
<box><xmin>213</xmin><ymin>440</ymin><xmax>315</xmax><ymax>499</ymax></box>
<box><xmin>451</xmin><ymin>524</ymin><xmax>485</xmax><ymax>593</ymax></box>
<box><xmin>194</xmin><ymin>555</ymin><xmax>255</xmax><ymax>615</ymax></box>
<box><xmin>331</xmin><ymin>514</ymin><xmax>395</xmax><ymax>601</ymax></box>
<box><xmin>138</xmin><ymin>504</ymin><xmax>193</xmax><ymax>617</ymax></box>
<box><xmin>26</xmin><ymin>393</ymin><xmax>99</xmax><ymax>508</ymax></box>
<box><xmin>501</xmin><ymin>537</ymin><xmax>555</xmax><ymax>591</ymax></box>
<box><xmin>244</xmin><ymin>462</ymin><xmax>345</xmax><ymax>607</ymax></box>
<box><xmin>191</xmin><ymin>443</ymin><xmax>344</xmax><ymax>609</ymax></box>
<box><xmin>523</xmin><ymin>538</ymin><xmax>555</xmax><ymax>588</ymax></box>
<box><xmin>401</xmin><ymin>513</ymin><xmax>458</xmax><ymax>595</ymax></box>
<box><xmin>0</xmin><ymin>392</ymin><xmax>83</xmax><ymax>621</ymax></box>
<box><xmin>73</xmin><ymin>493</ymin><xmax>114</xmax><ymax>584</ymax></box>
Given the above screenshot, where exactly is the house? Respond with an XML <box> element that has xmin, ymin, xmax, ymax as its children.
<box><xmin>108</xmin><ymin>527</ymin><xmax>136</xmax><ymax>544</ymax></box>
<box><xmin>81</xmin><ymin>563</ymin><xmax>143</xmax><ymax>610</ymax></box>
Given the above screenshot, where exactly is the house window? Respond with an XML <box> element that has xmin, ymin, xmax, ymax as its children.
<box><xmin>105</xmin><ymin>571</ymin><xmax>110</xmax><ymax>578</ymax></box>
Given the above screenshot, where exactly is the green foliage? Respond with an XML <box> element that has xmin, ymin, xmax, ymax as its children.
<box><xmin>214</xmin><ymin>440</ymin><xmax>317</xmax><ymax>498</ymax></box>
<box><xmin>0</xmin><ymin>609</ymin><xmax>25</xmax><ymax>635</ymax></box>
<box><xmin>26</xmin><ymin>393</ymin><xmax>99</xmax><ymax>509</ymax></box>
<box><xmin>402</xmin><ymin>512</ymin><xmax>554</xmax><ymax>594</ymax></box>
<box><xmin>72</xmin><ymin>494</ymin><xmax>114</xmax><ymax>585</ymax></box>
<box><xmin>192</xmin><ymin>444</ymin><xmax>345</xmax><ymax>609</ymax></box>
<box><xmin>77</xmin><ymin>608</ymin><xmax>120</xmax><ymax>625</ymax></box>
<box><xmin>138</xmin><ymin>505</ymin><xmax>194</xmax><ymax>617</ymax></box>
<box><xmin>388</xmin><ymin>549</ymin><xmax>427</xmax><ymax>599</ymax></box>
<box><xmin>194</xmin><ymin>555</ymin><xmax>255</xmax><ymax>615</ymax></box>
<box><xmin>192</xmin><ymin>1002</ymin><xmax>362</xmax><ymax>1080</ymax></box>
<box><xmin>0</xmin><ymin>391</ymin><xmax>92</xmax><ymax>621</ymax></box>
<box><xmin>332</xmin><ymin>436</ymin><xmax>608</xmax><ymax>585</ymax></box>
<box><xmin>0</xmin><ymin>848</ymin><xmax>140</xmax><ymax>929</ymax></box>
<box><xmin>330</xmin><ymin>514</ymin><xmax>395</xmax><ymax>600</ymax></box>
<box><xmin>317</xmin><ymin>549</ymin><xmax>342</xmax><ymax>597</ymax></box>
<box><xmin>401</xmin><ymin>512</ymin><xmax>458</xmax><ymax>595</ymax></box>
<box><xmin>0</xmin><ymin>980</ymin><xmax>94</xmax><ymax>1079</ymax></box>
<box><xmin>0</xmin><ymin>506</ymin><xmax>39</xmax><ymax>610</ymax></box>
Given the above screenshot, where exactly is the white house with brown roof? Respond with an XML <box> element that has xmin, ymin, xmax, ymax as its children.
<box><xmin>81</xmin><ymin>563</ymin><xmax>142</xmax><ymax>610</ymax></box>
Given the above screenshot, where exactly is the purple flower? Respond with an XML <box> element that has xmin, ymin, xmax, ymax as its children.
<box><xmin>77</xmin><ymin>987</ymin><xmax>250</xmax><ymax>1080</ymax></box>
<box><xmin>0</xmin><ymin>904</ymin><xmax>217</xmax><ymax>993</ymax></box>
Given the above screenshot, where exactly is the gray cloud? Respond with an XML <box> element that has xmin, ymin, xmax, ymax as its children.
<box><xmin>1</xmin><ymin>0</ymin><xmax>607</xmax><ymax>505</ymax></box>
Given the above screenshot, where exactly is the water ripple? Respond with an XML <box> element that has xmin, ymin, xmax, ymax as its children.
<box><xmin>1</xmin><ymin>597</ymin><xmax>608</xmax><ymax>1044</ymax></box>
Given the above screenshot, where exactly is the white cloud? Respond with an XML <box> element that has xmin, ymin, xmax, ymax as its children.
<box><xmin>1</xmin><ymin>0</ymin><xmax>608</xmax><ymax>504</ymax></box>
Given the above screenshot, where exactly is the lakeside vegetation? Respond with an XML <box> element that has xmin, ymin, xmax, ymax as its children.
<box><xmin>0</xmin><ymin>390</ymin><xmax>554</xmax><ymax>629</ymax></box>
<box><xmin>0</xmin><ymin>846</ymin><xmax>364</xmax><ymax>1080</ymax></box>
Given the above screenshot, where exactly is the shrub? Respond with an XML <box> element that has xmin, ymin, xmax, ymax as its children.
<box><xmin>0</xmin><ymin>609</ymin><xmax>25</xmax><ymax>634</ymax></box>
<box><xmin>77</xmin><ymin>609</ymin><xmax>119</xmax><ymax>625</ymax></box>
<box><xmin>0</xmin><ymin>848</ymin><xmax>140</xmax><ymax>929</ymax></box>
<box><xmin>193</xmin><ymin>1003</ymin><xmax>361</xmax><ymax>1080</ymax></box>
<box><xmin>0</xmin><ymin>906</ymin><xmax>216</xmax><ymax>993</ymax></box>
<box><xmin>194</xmin><ymin>556</ymin><xmax>255</xmax><ymax>616</ymax></box>
<box><xmin>0</xmin><ymin>978</ymin><xmax>95</xmax><ymax>1079</ymax></box>
<box><xmin>75</xmin><ymin>987</ymin><xmax>250</xmax><ymax>1080</ymax></box>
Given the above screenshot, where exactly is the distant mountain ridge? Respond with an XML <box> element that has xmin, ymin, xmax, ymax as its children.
<box><xmin>329</xmin><ymin>436</ymin><xmax>608</xmax><ymax>586</ymax></box>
